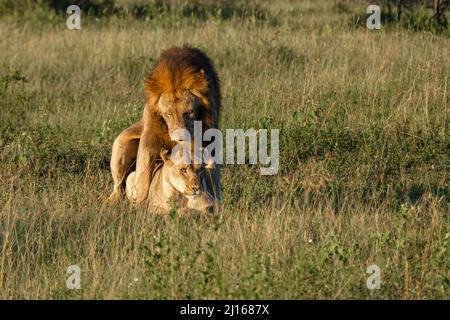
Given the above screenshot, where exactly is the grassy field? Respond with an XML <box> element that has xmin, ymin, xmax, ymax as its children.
<box><xmin>0</xmin><ymin>0</ymin><xmax>449</xmax><ymax>299</ymax></box>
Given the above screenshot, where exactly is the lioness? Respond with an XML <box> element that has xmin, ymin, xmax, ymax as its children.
<box><xmin>125</xmin><ymin>148</ymin><xmax>214</xmax><ymax>214</ymax></box>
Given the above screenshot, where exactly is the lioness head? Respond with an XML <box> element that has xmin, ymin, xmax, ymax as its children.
<box><xmin>158</xmin><ymin>90</ymin><xmax>203</xmax><ymax>142</ymax></box>
<box><xmin>160</xmin><ymin>148</ymin><xmax>205</xmax><ymax>196</ymax></box>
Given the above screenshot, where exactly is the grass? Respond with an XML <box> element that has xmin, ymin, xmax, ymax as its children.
<box><xmin>0</xmin><ymin>0</ymin><xmax>449</xmax><ymax>299</ymax></box>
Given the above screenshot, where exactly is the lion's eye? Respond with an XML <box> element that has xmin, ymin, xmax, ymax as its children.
<box><xmin>180</xmin><ymin>168</ymin><xmax>187</xmax><ymax>174</ymax></box>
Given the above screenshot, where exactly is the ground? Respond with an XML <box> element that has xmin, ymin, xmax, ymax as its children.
<box><xmin>0</xmin><ymin>0</ymin><xmax>448</xmax><ymax>299</ymax></box>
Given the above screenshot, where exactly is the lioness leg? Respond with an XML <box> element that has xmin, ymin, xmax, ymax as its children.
<box><xmin>109</xmin><ymin>119</ymin><xmax>143</xmax><ymax>201</ymax></box>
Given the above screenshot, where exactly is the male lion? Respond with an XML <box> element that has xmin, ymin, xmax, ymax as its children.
<box><xmin>109</xmin><ymin>47</ymin><xmax>221</xmax><ymax>204</ymax></box>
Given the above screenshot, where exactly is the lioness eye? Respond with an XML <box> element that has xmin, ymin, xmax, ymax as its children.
<box><xmin>180</xmin><ymin>168</ymin><xmax>187</xmax><ymax>174</ymax></box>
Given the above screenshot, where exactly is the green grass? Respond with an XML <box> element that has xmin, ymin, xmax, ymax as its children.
<box><xmin>0</xmin><ymin>0</ymin><xmax>449</xmax><ymax>299</ymax></box>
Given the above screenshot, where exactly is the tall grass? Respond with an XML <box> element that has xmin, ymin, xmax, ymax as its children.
<box><xmin>0</xmin><ymin>0</ymin><xmax>448</xmax><ymax>299</ymax></box>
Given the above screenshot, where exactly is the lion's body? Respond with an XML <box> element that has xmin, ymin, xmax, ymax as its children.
<box><xmin>125</xmin><ymin>149</ymin><xmax>214</xmax><ymax>214</ymax></box>
<box><xmin>109</xmin><ymin>47</ymin><xmax>221</xmax><ymax>203</ymax></box>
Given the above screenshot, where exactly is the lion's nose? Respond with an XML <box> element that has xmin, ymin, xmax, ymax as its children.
<box><xmin>170</xmin><ymin>128</ymin><xmax>190</xmax><ymax>142</ymax></box>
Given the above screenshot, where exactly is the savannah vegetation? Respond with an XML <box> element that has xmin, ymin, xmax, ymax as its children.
<box><xmin>0</xmin><ymin>0</ymin><xmax>449</xmax><ymax>299</ymax></box>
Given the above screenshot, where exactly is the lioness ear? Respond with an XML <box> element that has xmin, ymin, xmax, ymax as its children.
<box><xmin>160</xmin><ymin>148</ymin><xmax>170</xmax><ymax>163</ymax></box>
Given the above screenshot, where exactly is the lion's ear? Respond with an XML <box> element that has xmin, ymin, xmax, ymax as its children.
<box><xmin>160</xmin><ymin>148</ymin><xmax>170</xmax><ymax>163</ymax></box>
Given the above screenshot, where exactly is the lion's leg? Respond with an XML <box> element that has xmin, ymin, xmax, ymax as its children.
<box><xmin>203</xmin><ymin>164</ymin><xmax>221</xmax><ymax>202</ymax></box>
<box><xmin>109</xmin><ymin>120</ymin><xmax>143</xmax><ymax>201</ymax></box>
<box><xmin>133</xmin><ymin>106</ymin><xmax>176</xmax><ymax>205</ymax></box>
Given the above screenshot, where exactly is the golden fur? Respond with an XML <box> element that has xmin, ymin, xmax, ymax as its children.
<box><xmin>109</xmin><ymin>47</ymin><xmax>221</xmax><ymax>203</ymax></box>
